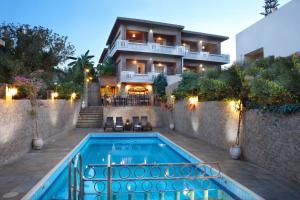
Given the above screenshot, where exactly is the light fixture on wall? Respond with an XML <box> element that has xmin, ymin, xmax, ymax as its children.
<box><xmin>157</xmin><ymin>37</ymin><xmax>162</xmax><ymax>40</ymax></box>
<box><xmin>149</xmin><ymin>29</ymin><xmax>153</xmax><ymax>33</ymax></box>
<box><xmin>85</xmin><ymin>68</ymin><xmax>90</xmax><ymax>73</ymax></box>
<box><xmin>70</xmin><ymin>92</ymin><xmax>76</xmax><ymax>101</ymax></box>
<box><xmin>132</xmin><ymin>60</ymin><xmax>137</xmax><ymax>64</ymax></box>
<box><xmin>202</xmin><ymin>46</ymin><xmax>205</xmax><ymax>50</ymax></box>
<box><xmin>132</xmin><ymin>33</ymin><xmax>136</xmax><ymax>38</ymax></box>
<box><xmin>51</xmin><ymin>92</ymin><xmax>58</xmax><ymax>101</ymax></box>
<box><xmin>5</xmin><ymin>85</ymin><xmax>18</xmax><ymax>101</ymax></box>
<box><xmin>117</xmin><ymin>83</ymin><xmax>121</xmax><ymax>88</ymax></box>
<box><xmin>187</xmin><ymin>96</ymin><xmax>198</xmax><ymax>111</ymax></box>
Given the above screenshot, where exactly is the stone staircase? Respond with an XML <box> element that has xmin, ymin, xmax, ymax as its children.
<box><xmin>76</xmin><ymin>106</ymin><xmax>103</xmax><ymax>128</ymax></box>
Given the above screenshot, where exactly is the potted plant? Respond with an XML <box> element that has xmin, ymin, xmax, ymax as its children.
<box><xmin>15</xmin><ymin>76</ymin><xmax>44</xmax><ymax>150</ymax></box>
<box><xmin>230</xmin><ymin>100</ymin><xmax>244</xmax><ymax>159</ymax></box>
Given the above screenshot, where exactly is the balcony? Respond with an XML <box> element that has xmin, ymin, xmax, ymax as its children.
<box><xmin>109</xmin><ymin>40</ymin><xmax>230</xmax><ymax>64</ymax></box>
<box><xmin>184</xmin><ymin>51</ymin><xmax>230</xmax><ymax>64</ymax></box>
<box><xmin>120</xmin><ymin>71</ymin><xmax>159</xmax><ymax>83</ymax></box>
<box><xmin>120</xmin><ymin>71</ymin><xmax>182</xmax><ymax>85</ymax></box>
<box><xmin>109</xmin><ymin>40</ymin><xmax>185</xmax><ymax>57</ymax></box>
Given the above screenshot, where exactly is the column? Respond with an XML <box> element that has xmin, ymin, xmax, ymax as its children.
<box><xmin>148</xmin><ymin>29</ymin><xmax>154</xmax><ymax>43</ymax></box>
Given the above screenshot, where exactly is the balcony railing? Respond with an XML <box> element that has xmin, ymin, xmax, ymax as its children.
<box><xmin>120</xmin><ymin>71</ymin><xmax>159</xmax><ymax>83</ymax></box>
<box><xmin>120</xmin><ymin>71</ymin><xmax>182</xmax><ymax>85</ymax></box>
<box><xmin>109</xmin><ymin>40</ymin><xmax>230</xmax><ymax>64</ymax></box>
<box><xmin>109</xmin><ymin>40</ymin><xmax>185</xmax><ymax>57</ymax></box>
<box><xmin>184</xmin><ymin>51</ymin><xmax>230</xmax><ymax>63</ymax></box>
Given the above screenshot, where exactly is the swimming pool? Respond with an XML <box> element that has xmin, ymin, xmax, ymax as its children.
<box><xmin>23</xmin><ymin>133</ymin><xmax>263</xmax><ymax>200</ymax></box>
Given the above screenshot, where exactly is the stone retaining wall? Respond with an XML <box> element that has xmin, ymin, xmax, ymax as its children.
<box><xmin>103</xmin><ymin>106</ymin><xmax>169</xmax><ymax>128</ymax></box>
<box><xmin>0</xmin><ymin>100</ymin><xmax>81</xmax><ymax>165</ymax></box>
<box><xmin>169</xmin><ymin>100</ymin><xmax>300</xmax><ymax>183</ymax></box>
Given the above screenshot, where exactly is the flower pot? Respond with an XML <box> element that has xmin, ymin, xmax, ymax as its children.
<box><xmin>230</xmin><ymin>146</ymin><xmax>242</xmax><ymax>160</ymax></box>
<box><xmin>32</xmin><ymin>138</ymin><xmax>44</xmax><ymax>150</ymax></box>
<box><xmin>169</xmin><ymin>123</ymin><xmax>175</xmax><ymax>130</ymax></box>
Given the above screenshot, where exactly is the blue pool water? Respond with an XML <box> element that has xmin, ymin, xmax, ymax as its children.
<box><xmin>26</xmin><ymin>133</ymin><xmax>262</xmax><ymax>200</ymax></box>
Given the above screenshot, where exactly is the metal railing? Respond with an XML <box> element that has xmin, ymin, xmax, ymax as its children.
<box><xmin>68</xmin><ymin>153</ymin><xmax>84</xmax><ymax>200</ymax></box>
<box><xmin>68</xmin><ymin>154</ymin><xmax>222</xmax><ymax>200</ymax></box>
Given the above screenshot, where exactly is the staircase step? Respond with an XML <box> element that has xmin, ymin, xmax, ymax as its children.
<box><xmin>76</xmin><ymin>106</ymin><xmax>103</xmax><ymax>128</ymax></box>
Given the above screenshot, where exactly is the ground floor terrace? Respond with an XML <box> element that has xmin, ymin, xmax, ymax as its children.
<box><xmin>1</xmin><ymin>128</ymin><xmax>300</xmax><ymax>200</ymax></box>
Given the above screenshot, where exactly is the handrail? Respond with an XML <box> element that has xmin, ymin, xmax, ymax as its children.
<box><xmin>68</xmin><ymin>153</ymin><xmax>83</xmax><ymax>200</ymax></box>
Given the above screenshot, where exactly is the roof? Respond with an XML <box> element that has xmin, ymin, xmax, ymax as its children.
<box><xmin>99</xmin><ymin>48</ymin><xmax>108</xmax><ymax>63</ymax></box>
<box><xmin>182</xmin><ymin>30</ymin><xmax>229</xmax><ymax>42</ymax></box>
<box><xmin>106</xmin><ymin>17</ymin><xmax>184</xmax><ymax>45</ymax></box>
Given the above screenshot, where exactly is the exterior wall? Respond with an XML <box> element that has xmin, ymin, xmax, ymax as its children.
<box><xmin>0</xmin><ymin>100</ymin><xmax>81</xmax><ymax>166</ymax></box>
<box><xmin>236</xmin><ymin>0</ymin><xmax>300</xmax><ymax>62</ymax></box>
<box><xmin>168</xmin><ymin>100</ymin><xmax>300</xmax><ymax>183</ymax></box>
<box><xmin>116</xmin><ymin>53</ymin><xmax>182</xmax><ymax>75</ymax></box>
<box><xmin>103</xmin><ymin>106</ymin><xmax>168</xmax><ymax>128</ymax></box>
<box><xmin>242</xmin><ymin>110</ymin><xmax>300</xmax><ymax>183</ymax></box>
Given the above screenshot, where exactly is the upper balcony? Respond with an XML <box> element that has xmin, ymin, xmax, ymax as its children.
<box><xmin>108</xmin><ymin>40</ymin><xmax>230</xmax><ymax>64</ymax></box>
<box><xmin>109</xmin><ymin>40</ymin><xmax>185</xmax><ymax>57</ymax></box>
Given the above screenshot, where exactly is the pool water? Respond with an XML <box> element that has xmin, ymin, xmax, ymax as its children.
<box><xmin>40</xmin><ymin>136</ymin><xmax>238</xmax><ymax>200</ymax></box>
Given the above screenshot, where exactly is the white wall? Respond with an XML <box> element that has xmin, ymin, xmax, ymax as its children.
<box><xmin>236</xmin><ymin>0</ymin><xmax>300</xmax><ymax>62</ymax></box>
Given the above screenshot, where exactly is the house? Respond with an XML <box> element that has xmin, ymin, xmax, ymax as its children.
<box><xmin>0</xmin><ymin>39</ymin><xmax>5</xmax><ymax>47</ymax></box>
<box><xmin>236</xmin><ymin>0</ymin><xmax>300</xmax><ymax>63</ymax></box>
<box><xmin>99</xmin><ymin>17</ymin><xmax>230</xmax><ymax>96</ymax></box>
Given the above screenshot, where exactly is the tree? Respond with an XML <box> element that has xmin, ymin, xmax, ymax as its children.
<box><xmin>0</xmin><ymin>23</ymin><xmax>75</xmax><ymax>83</ymax></box>
<box><xmin>97</xmin><ymin>57</ymin><xmax>117</xmax><ymax>76</ymax></box>
<box><xmin>67</xmin><ymin>50</ymin><xmax>96</xmax><ymax>84</ymax></box>
<box><xmin>153</xmin><ymin>73</ymin><xmax>168</xmax><ymax>97</ymax></box>
<box><xmin>261</xmin><ymin>0</ymin><xmax>280</xmax><ymax>16</ymax></box>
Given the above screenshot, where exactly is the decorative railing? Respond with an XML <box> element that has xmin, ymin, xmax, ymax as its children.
<box><xmin>69</xmin><ymin>154</ymin><xmax>223</xmax><ymax>200</ymax></box>
<box><xmin>108</xmin><ymin>40</ymin><xmax>230</xmax><ymax>64</ymax></box>
<box><xmin>120</xmin><ymin>71</ymin><xmax>159</xmax><ymax>83</ymax></box>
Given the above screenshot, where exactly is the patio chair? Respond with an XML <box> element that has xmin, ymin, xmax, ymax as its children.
<box><xmin>141</xmin><ymin>116</ymin><xmax>152</xmax><ymax>131</ymax></box>
<box><xmin>104</xmin><ymin>117</ymin><xmax>114</xmax><ymax>131</ymax></box>
<box><xmin>115</xmin><ymin>117</ymin><xmax>124</xmax><ymax>131</ymax></box>
<box><xmin>132</xmin><ymin>116</ymin><xmax>142</xmax><ymax>131</ymax></box>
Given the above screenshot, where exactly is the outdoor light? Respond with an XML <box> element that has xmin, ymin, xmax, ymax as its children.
<box><xmin>188</xmin><ymin>96</ymin><xmax>198</xmax><ymax>111</ymax></box>
<box><xmin>199</xmin><ymin>40</ymin><xmax>203</xmax><ymax>44</ymax></box>
<box><xmin>85</xmin><ymin>68</ymin><xmax>90</xmax><ymax>73</ymax></box>
<box><xmin>5</xmin><ymin>85</ymin><xmax>18</xmax><ymax>101</ymax></box>
<box><xmin>132</xmin><ymin>33</ymin><xmax>136</xmax><ymax>38</ymax></box>
<box><xmin>70</xmin><ymin>92</ymin><xmax>76</xmax><ymax>100</ymax></box>
<box><xmin>182</xmin><ymin>43</ymin><xmax>186</xmax><ymax>46</ymax></box>
<box><xmin>86</xmin><ymin>78</ymin><xmax>90</xmax><ymax>82</ymax></box>
<box><xmin>149</xmin><ymin>29</ymin><xmax>153</xmax><ymax>33</ymax></box>
<box><xmin>202</xmin><ymin>46</ymin><xmax>205</xmax><ymax>50</ymax></box>
<box><xmin>51</xmin><ymin>92</ymin><xmax>58</xmax><ymax>101</ymax></box>
<box><xmin>202</xmin><ymin>68</ymin><xmax>205</xmax><ymax>71</ymax></box>
<box><xmin>229</xmin><ymin>100</ymin><xmax>241</xmax><ymax>112</ymax></box>
<box><xmin>88</xmin><ymin>76</ymin><xmax>93</xmax><ymax>80</ymax></box>
<box><xmin>133</xmin><ymin>60</ymin><xmax>137</xmax><ymax>64</ymax></box>
<box><xmin>117</xmin><ymin>83</ymin><xmax>121</xmax><ymax>88</ymax></box>
<box><xmin>157</xmin><ymin>37</ymin><xmax>162</xmax><ymax>40</ymax></box>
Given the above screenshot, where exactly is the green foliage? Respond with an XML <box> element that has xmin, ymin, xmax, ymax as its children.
<box><xmin>153</xmin><ymin>73</ymin><xmax>168</xmax><ymax>97</ymax></box>
<box><xmin>174</xmin><ymin>54</ymin><xmax>300</xmax><ymax>114</ymax></box>
<box><xmin>67</xmin><ymin>50</ymin><xmax>96</xmax><ymax>83</ymax></box>
<box><xmin>57</xmin><ymin>81</ymin><xmax>83</xmax><ymax>99</ymax></box>
<box><xmin>261</xmin><ymin>0</ymin><xmax>279</xmax><ymax>16</ymax></box>
<box><xmin>97</xmin><ymin>57</ymin><xmax>117</xmax><ymax>76</ymax></box>
<box><xmin>174</xmin><ymin>66</ymin><xmax>242</xmax><ymax>101</ymax></box>
<box><xmin>0</xmin><ymin>23</ymin><xmax>74</xmax><ymax>83</ymax></box>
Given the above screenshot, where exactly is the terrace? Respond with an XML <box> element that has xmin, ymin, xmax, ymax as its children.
<box><xmin>1</xmin><ymin>128</ymin><xmax>300</xmax><ymax>200</ymax></box>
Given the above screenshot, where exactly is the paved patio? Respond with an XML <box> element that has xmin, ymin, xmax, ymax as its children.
<box><xmin>0</xmin><ymin>128</ymin><xmax>300</xmax><ymax>200</ymax></box>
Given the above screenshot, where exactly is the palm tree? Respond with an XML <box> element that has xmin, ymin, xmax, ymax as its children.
<box><xmin>67</xmin><ymin>50</ymin><xmax>95</xmax><ymax>84</ymax></box>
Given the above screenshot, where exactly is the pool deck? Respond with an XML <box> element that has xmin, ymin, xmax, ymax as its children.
<box><xmin>0</xmin><ymin>128</ymin><xmax>300</xmax><ymax>200</ymax></box>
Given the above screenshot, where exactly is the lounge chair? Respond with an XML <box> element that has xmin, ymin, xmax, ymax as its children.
<box><xmin>141</xmin><ymin>116</ymin><xmax>152</xmax><ymax>131</ymax></box>
<box><xmin>132</xmin><ymin>116</ymin><xmax>142</xmax><ymax>131</ymax></box>
<box><xmin>115</xmin><ymin>117</ymin><xmax>124</xmax><ymax>131</ymax></box>
<box><xmin>104</xmin><ymin>117</ymin><xmax>114</xmax><ymax>131</ymax></box>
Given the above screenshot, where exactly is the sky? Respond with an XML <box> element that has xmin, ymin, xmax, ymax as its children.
<box><xmin>0</xmin><ymin>0</ymin><xmax>291</xmax><ymax>67</ymax></box>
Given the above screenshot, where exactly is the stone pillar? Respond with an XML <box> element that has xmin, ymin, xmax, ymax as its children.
<box><xmin>120</xmin><ymin>25</ymin><xmax>126</xmax><ymax>40</ymax></box>
<box><xmin>175</xmin><ymin>31</ymin><xmax>181</xmax><ymax>45</ymax></box>
<box><xmin>147</xmin><ymin>58</ymin><xmax>154</xmax><ymax>73</ymax></box>
<box><xmin>198</xmin><ymin>40</ymin><xmax>203</xmax><ymax>52</ymax></box>
<box><xmin>148</xmin><ymin>29</ymin><xmax>154</xmax><ymax>43</ymax></box>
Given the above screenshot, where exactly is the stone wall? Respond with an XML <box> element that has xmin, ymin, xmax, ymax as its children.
<box><xmin>0</xmin><ymin>100</ymin><xmax>81</xmax><ymax>166</ymax></box>
<box><xmin>169</xmin><ymin>100</ymin><xmax>300</xmax><ymax>183</ymax></box>
<box><xmin>103</xmin><ymin>106</ymin><xmax>169</xmax><ymax>128</ymax></box>
<box><xmin>171</xmin><ymin>100</ymin><xmax>239</xmax><ymax>150</ymax></box>
<box><xmin>242</xmin><ymin>110</ymin><xmax>300</xmax><ymax>183</ymax></box>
